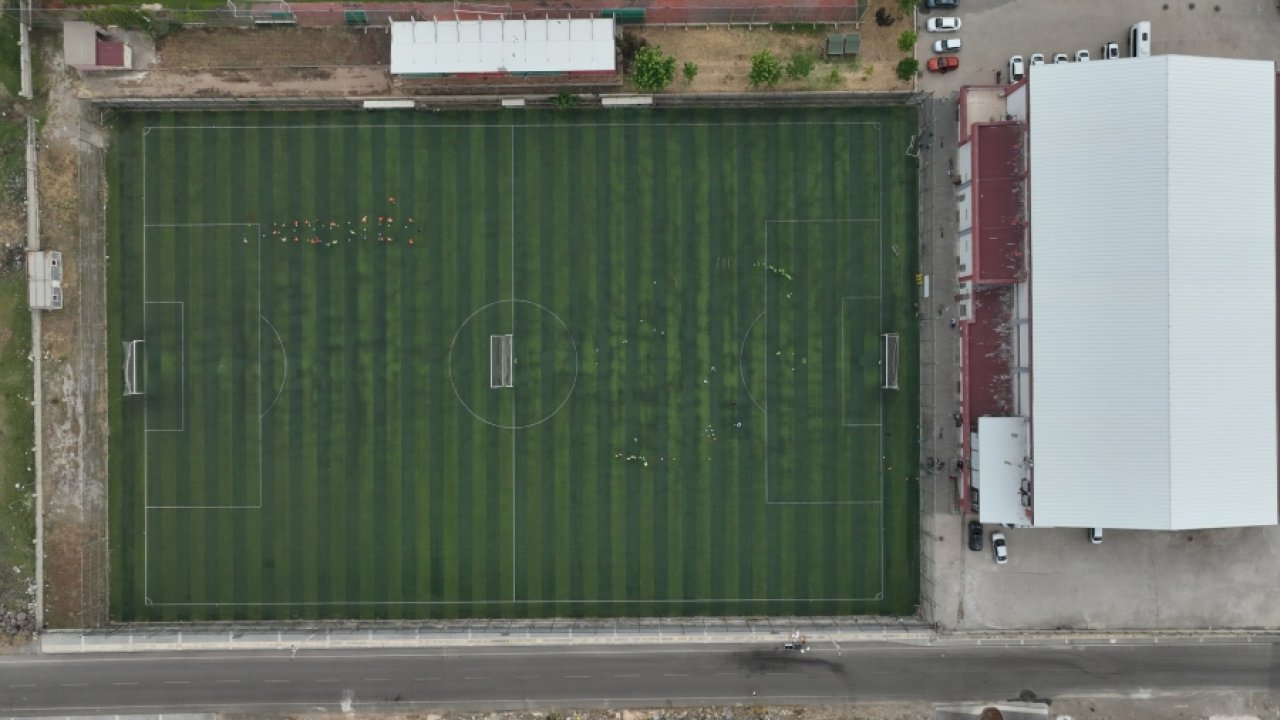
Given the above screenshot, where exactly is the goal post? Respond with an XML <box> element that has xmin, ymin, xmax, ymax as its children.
<box><xmin>882</xmin><ymin>333</ymin><xmax>899</xmax><ymax>390</ymax></box>
<box><xmin>123</xmin><ymin>339</ymin><xmax>144</xmax><ymax>396</ymax></box>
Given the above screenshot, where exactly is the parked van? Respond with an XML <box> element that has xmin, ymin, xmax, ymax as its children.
<box><xmin>1129</xmin><ymin>21</ymin><xmax>1151</xmax><ymax>58</ymax></box>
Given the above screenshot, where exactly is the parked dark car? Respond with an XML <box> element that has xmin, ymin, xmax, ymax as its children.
<box><xmin>926</xmin><ymin>0</ymin><xmax>959</xmax><ymax>9</ymax></box>
<box><xmin>967</xmin><ymin>520</ymin><xmax>983</xmax><ymax>551</ymax></box>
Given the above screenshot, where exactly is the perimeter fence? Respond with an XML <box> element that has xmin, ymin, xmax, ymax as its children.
<box><xmin>22</xmin><ymin>0</ymin><xmax>867</xmax><ymax>29</ymax></box>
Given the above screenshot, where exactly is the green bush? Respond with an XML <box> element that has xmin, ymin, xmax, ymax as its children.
<box><xmin>81</xmin><ymin>6</ymin><xmax>153</xmax><ymax>31</ymax></box>
<box><xmin>896</xmin><ymin>0</ymin><xmax>916</xmax><ymax>15</ymax></box>
<box><xmin>80</xmin><ymin>6</ymin><xmax>182</xmax><ymax>39</ymax></box>
<box><xmin>631</xmin><ymin>45</ymin><xmax>676</xmax><ymax>92</ymax></box>
<box><xmin>896</xmin><ymin>57</ymin><xmax>919</xmax><ymax>81</ymax></box>
<box><xmin>784</xmin><ymin>53</ymin><xmax>815</xmax><ymax>81</ymax></box>
<box><xmin>551</xmin><ymin>92</ymin><xmax>579</xmax><ymax>109</ymax></box>
<box><xmin>682</xmin><ymin>61</ymin><xmax>699</xmax><ymax>83</ymax></box>
<box><xmin>748</xmin><ymin>49</ymin><xmax>783</xmax><ymax>89</ymax></box>
<box><xmin>897</xmin><ymin>30</ymin><xmax>917</xmax><ymax>54</ymax></box>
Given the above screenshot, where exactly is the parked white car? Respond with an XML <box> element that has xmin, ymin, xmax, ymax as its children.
<box><xmin>1052</xmin><ymin>53</ymin><xmax>1069</xmax><ymax>64</ymax></box>
<box><xmin>1076</xmin><ymin>49</ymin><xmax>1091</xmax><ymax>62</ymax></box>
<box><xmin>933</xmin><ymin>38</ymin><xmax>962</xmax><ymax>54</ymax></box>
<box><xmin>992</xmin><ymin>532</ymin><xmax>1009</xmax><ymax>564</ymax></box>
<box><xmin>1030</xmin><ymin>53</ymin><xmax>1045</xmax><ymax>66</ymax></box>
<box><xmin>1008</xmin><ymin>55</ymin><xmax>1025</xmax><ymax>82</ymax></box>
<box><xmin>1101</xmin><ymin>41</ymin><xmax>1120</xmax><ymax>59</ymax></box>
<box><xmin>926</xmin><ymin>16</ymin><xmax>962</xmax><ymax>32</ymax></box>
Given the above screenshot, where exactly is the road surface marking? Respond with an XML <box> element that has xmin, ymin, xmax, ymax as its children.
<box><xmin>564</xmin><ymin>675</ymin><xmax>591</xmax><ymax>679</ymax></box>
<box><xmin>215</xmin><ymin>680</ymin><xmax>241</xmax><ymax>684</ymax></box>
<box><xmin>264</xmin><ymin>679</ymin><xmax>291</xmax><ymax>684</ymax></box>
<box><xmin>664</xmin><ymin>673</ymin><xmax>690</xmax><ymax>677</ymax></box>
<box><xmin>60</xmin><ymin>683</ymin><xmax>88</xmax><ymax>687</ymax></box>
<box><xmin>364</xmin><ymin>678</ymin><xmax>391</xmax><ymax>682</ymax></box>
<box><xmin>112</xmin><ymin>682</ymin><xmax>139</xmax><ymax>686</ymax></box>
<box><xmin>313</xmin><ymin>679</ymin><xmax>340</xmax><ymax>684</ymax></box>
<box><xmin>163</xmin><ymin>680</ymin><xmax>190</xmax><ymax>685</ymax></box>
<box><xmin>715</xmin><ymin>672</ymin><xmax>738</xmax><ymax>676</ymax></box>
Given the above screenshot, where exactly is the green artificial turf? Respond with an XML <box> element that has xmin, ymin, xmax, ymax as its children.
<box><xmin>107</xmin><ymin>107</ymin><xmax>920</xmax><ymax>621</ymax></box>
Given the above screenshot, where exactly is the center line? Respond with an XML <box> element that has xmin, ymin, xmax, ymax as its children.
<box><xmin>163</xmin><ymin>680</ymin><xmax>190</xmax><ymax>685</ymax></box>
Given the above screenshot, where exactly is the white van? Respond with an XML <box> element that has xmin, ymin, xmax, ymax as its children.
<box><xmin>1128</xmin><ymin>21</ymin><xmax>1151</xmax><ymax>58</ymax></box>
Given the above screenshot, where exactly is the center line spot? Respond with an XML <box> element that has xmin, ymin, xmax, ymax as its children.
<box><xmin>112</xmin><ymin>682</ymin><xmax>139</xmax><ymax>686</ymax></box>
<box><xmin>264</xmin><ymin>679</ymin><xmax>290</xmax><ymax>684</ymax></box>
<box><xmin>564</xmin><ymin>675</ymin><xmax>590</xmax><ymax>679</ymax></box>
<box><xmin>60</xmin><ymin>683</ymin><xmax>87</xmax><ymax>687</ymax></box>
<box><xmin>663</xmin><ymin>673</ymin><xmax>689</xmax><ymax>678</ymax></box>
<box><xmin>163</xmin><ymin>680</ymin><xmax>190</xmax><ymax>685</ymax></box>
<box><xmin>365</xmin><ymin>678</ymin><xmax>390</xmax><ymax>682</ymax></box>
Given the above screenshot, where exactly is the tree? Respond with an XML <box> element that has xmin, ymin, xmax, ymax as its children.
<box><xmin>874</xmin><ymin>7</ymin><xmax>896</xmax><ymax>26</ymax></box>
<box><xmin>682</xmin><ymin>61</ymin><xmax>699</xmax><ymax>84</ymax></box>
<box><xmin>897</xmin><ymin>30</ymin><xmax>917</xmax><ymax>54</ymax></box>
<box><xmin>784</xmin><ymin>53</ymin><xmax>815</xmax><ymax>81</ymax></box>
<box><xmin>749</xmin><ymin>50</ymin><xmax>783</xmax><ymax>89</ymax></box>
<box><xmin>896</xmin><ymin>0</ymin><xmax>916</xmax><ymax>15</ymax></box>
<box><xmin>896</xmin><ymin>57</ymin><xmax>919</xmax><ymax>81</ymax></box>
<box><xmin>619</xmin><ymin>30</ymin><xmax>649</xmax><ymax>73</ymax></box>
<box><xmin>631</xmin><ymin>45</ymin><xmax>677</xmax><ymax>92</ymax></box>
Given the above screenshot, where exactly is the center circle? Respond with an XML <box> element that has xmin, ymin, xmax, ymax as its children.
<box><xmin>448</xmin><ymin>299</ymin><xmax>579</xmax><ymax>430</ymax></box>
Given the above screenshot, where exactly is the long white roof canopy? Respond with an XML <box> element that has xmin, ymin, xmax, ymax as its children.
<box><xmin>390</xmin><ymin>18</ymin><xmax>616</xmax><ymax>75</ymax></box>
<box><xmin>1028</xmin><ymin>55</ymin><xmax>1278</xmax><ymax>530</ymax></box>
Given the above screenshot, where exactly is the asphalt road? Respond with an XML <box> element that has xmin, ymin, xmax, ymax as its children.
<box><xmin>1</xmin><ymin>641</ymin><xmax>1277</xmax><ymax>715</ymax></box>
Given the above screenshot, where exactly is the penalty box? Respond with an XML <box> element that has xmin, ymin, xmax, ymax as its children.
<box><xmin>763</xmin><ymin>219</ymin><xmax>884</xmax><ymax>505</ymax></box>
<box><xmin>139</xmin><ymin>224</ymin><xmax>265</xmax><ymax>512</ymax></box>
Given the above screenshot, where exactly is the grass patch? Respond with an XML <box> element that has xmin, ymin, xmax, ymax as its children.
<box><xmin>0</xmin><ymin>268</ymin><xmax>35</xmax><ymax>614</ymax></box>
<box><xmin>768</xmin><ymin>22</ymin><xmax>828</xmax><ymax>35</ymax></box>
<box><xmin>0</xmin><ymin>2</ymin><xmax>20</xmax><ymax>98</ymax></box>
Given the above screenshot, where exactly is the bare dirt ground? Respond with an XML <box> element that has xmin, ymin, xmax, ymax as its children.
<box><xmin>36</xmin><ymin>33</ymin><xmax>111</xmax><ymax>629</ymax></box>
<box><xmin>635</xmin><ymin>1</ymin><xmax>912</xmax><ymax>93</ymax></box>
<box><xmin>259</xmin><ymin>705</ymin><xmax>934</xmax><ymax>720</ymax></box>
<box><xmin>155</xmin><ymin>27</ymin><xmax>389</xmax><ymax>68</ymax></box>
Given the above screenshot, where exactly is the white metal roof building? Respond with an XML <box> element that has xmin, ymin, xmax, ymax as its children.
<box><xmin>27</xmin><ymin>251</ymin><xmax>63</xmax><ymax>311</ymax></box>
<box><xmin>1027</xmin><ymin>55</ymin><xmax>1277</xmax><ymax>530</ymax></box>
<box><xmin>390</xmin><ymin>18</ymin><xmax>616</xmax><ymax>76</ymax></box>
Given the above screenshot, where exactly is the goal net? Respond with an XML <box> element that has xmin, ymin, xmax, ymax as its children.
<box><xmin>123</xmin><ymin>340</ymin><xmax>144</xmax><ymax>396</ymax></box>
<box><xmin>491</xmin><ymin>334</ymin><xmax>513</xmax><ymax>388</ymax></box>
<box><xmin>882</xmin><ymin>333</ymin><xmax>899</xmax><ymax>390</ymax></box>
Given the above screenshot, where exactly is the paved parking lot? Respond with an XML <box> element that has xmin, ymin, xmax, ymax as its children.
<box><xmin>917</xmin><ymin>0</ymin><xmax>1280</xmax><ymax>94</ymax></box>
<box><xmin>915</xmin><ymin>0</ymin><xmax>1280</xmax><ymax>631</ymax></box>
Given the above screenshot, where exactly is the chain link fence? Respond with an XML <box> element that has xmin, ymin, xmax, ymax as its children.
<box><xmin>25</xmin><ymin>1</ymin><xmax>865</xmax><ymax>29</ymax></box>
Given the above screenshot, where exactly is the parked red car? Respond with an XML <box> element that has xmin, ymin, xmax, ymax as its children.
<box><xmin>928</xmin><ymin>56</ymin><xmax>960</xmax><ymax>74</ymax></box>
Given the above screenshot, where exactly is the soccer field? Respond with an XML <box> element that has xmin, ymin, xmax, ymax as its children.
<box><xmin>107</xmin><ymin>107</ymin><xmax>920</xmax><ymax>621</ymax></box>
